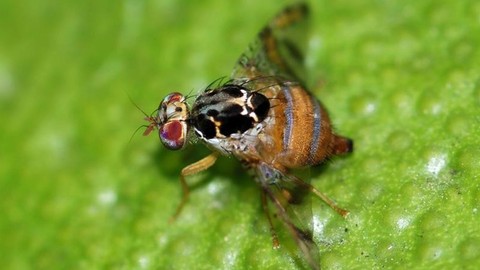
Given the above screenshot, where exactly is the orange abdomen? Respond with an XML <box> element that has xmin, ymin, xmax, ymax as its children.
<box><xmin>260</xmin><ymin>84</ymin><xmax>352</xmax><ymax>169</ymax></box>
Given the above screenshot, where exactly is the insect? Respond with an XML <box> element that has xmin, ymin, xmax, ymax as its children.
<box><xmin>143</xmin><ymin>3</ymin><xmax>352</xmax><ymax>269</ymax></box>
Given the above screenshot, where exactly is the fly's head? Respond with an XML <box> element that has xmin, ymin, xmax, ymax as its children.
<box><xmin>144</xmin><ymin>92</ymin><xmax>190</xmax><ymax>150</ymax></box>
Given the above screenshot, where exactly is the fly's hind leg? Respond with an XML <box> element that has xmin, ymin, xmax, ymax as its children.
<box><xmin>286</xmin><ymin>169</ymin><xmax>350</xmax><ymax>217</ymax></box>
<box><xmin>322</xmin><ymin>134</ymin><xmax>352</xmax><ymax>216</ymax></box>
<box><xmin>310</xmin><ymin>187</ymin><xmax>349</xmax><ymax>217</ymax></box>
<box><xmin>169</xmin><ymin>152</ymin><xmax>219</xmax><ymax>223</ymax></box>
<box><xmin>261</xmin><ymin>190</ymin><xmax>280</xmax><ymax>249</ymax></box>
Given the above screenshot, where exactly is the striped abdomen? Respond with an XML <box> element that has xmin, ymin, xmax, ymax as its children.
<box><xmin>260</xmin><ymin>83</ymin><xmax>352</xmax><ymax>169</ymax></box>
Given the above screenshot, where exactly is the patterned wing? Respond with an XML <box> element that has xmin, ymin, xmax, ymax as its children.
<box><xmin>255</xmin><ymin>163</ymin><xmax>320</xmax><ymax>270</ymax></box>
<box><xmin>231</xmin><ymin>3</ymin><xmax>310</xmax><ymax>86</ymax></box>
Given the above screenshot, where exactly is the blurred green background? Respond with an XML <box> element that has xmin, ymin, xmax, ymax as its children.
<box><xmin>1</xmin><ymin>0</ymin><xmax>479</xmax><ymax>269</ymax></box>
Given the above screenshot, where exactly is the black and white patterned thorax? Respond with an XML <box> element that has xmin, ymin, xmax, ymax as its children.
<box><xmin>190</xmin><ymin>84</ymin><xmax>270</xmax><ymax>152</ymax></box>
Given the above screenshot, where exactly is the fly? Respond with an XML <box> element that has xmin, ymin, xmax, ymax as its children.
<box><xmin>143</xmin><ymin>3</ymin><xmax>353</xmax><ymax>269</ymax></box>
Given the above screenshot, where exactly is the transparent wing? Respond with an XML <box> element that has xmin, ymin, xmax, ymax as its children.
<box><xmin>255</xmin><ymin>163</ymin><xmax>320</xmax><ymax>270</ymax></box>
<box><xmin>231</xmin><ymin>3</ymin><xmax>310</xmax><ymax>86</ymax></box>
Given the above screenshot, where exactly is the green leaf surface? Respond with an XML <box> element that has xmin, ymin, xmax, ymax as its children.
<box><xmin>1</xmin><ymin>0</ymin><xmax>479</xmax><ymax>269</ymax></box>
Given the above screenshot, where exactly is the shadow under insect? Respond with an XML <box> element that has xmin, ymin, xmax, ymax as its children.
<box><xmin>151</xmin><ymin>142</ymin><xmax>256</xmax><ymax>218</ymax></box>
<box><xmin>152</xmin><ymin>143</ymin><xmax>251</xmax><ymax>187</ymax></box>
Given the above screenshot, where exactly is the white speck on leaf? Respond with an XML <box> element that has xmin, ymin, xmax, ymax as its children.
<box><xmin>396</xmin><ymin>217</ymin><xmax>410</xmax><ymax>230</ymax></box>
<box><xmin>138</xmin><ymin>255</ymin><xmax>150</xmax><ymax>268</ymax></box>
<box><xmin>97</xmin><ymin>189</ymin><xmax>117</xmax><ymax>205</ymax></box>
<box><xmin>223</xmin><ymin>250</ymin><xmax>238</xmax><ymax>269</ymax></box>
<box><xmin>426</xmin><ymin>155</ymin><xmax>446</xmax><ymax>176</ymax></box>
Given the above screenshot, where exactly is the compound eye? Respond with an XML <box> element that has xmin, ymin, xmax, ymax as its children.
<box><xmin>159</xmin><ymin>120</ymin><xmax>187</xmax><ymax>150</ymax></box>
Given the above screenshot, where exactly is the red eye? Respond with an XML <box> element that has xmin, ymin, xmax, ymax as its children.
<box><xmin>159</xmin><ymin>120</ymin><xmax>186</xmax><ymax>150</ymax></box>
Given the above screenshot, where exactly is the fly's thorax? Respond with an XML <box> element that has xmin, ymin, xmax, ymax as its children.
<box><xmin>176</xmin><ymin>84</ymin><xmax>270</xmax><ymax>156</ymax></box>
<box><xmin>191</xmin><ymin>84</ymin><xmax>269</xmax><ymax>140</ymax></box>
<box><xmin>156</xmin><ymin>92</ymin><xmax>190</xmax><ymax>150</ymax></box>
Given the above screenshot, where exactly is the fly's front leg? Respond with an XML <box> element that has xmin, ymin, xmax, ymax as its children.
<box><xmin>169</xmin><ymin>152</ymin><xmax>219</xmax><ymax>223</ymax></box>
